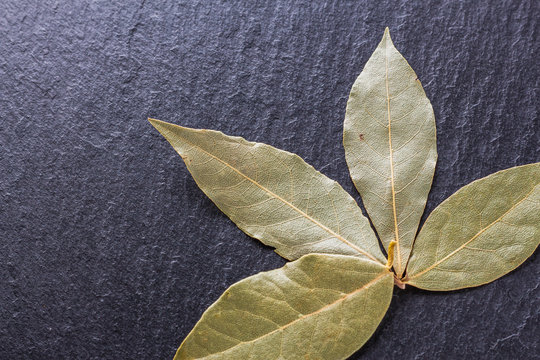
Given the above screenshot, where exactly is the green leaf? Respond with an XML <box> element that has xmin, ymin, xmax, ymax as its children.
<box><xmin>405</xmin><ymin>163</ymin><xmax>540</xmax><ymax>291</ymax></box>
<box><xmin>175</xmin><ymin>254</ymin><xmax>393</xmax><ymax>360</ymax></box>
<box><xmin>343</xmin><ymin>28</ymin><xmax>437</xmax><ymax>277</ymax></box>
<box><xmin>149</xmin><ymin>118</ymin><xmax>386</xmax><ymax>265</ymax></box>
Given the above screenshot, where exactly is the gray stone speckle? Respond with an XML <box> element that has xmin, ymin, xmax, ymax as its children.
<box><xmin>0</xmin><ymin>1</ymin><xmax>538</xmax><ymax>359</ymax></box>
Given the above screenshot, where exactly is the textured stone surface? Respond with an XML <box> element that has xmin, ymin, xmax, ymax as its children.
<box><xmin>0</xmin><ymin>1</ymin><xmax>538</xmax><ymax>359</ymax></box>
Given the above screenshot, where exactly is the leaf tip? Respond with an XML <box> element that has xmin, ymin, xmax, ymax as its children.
<box><xmin>148</xmin><ymin>117</ymin><xmax>178</xmax><ymax>136</ymax></box>
<box><xmin>148</xmin><ymin>117</ymin><xmax>163</xmax><ymax>127</ymax></box>
<box><xmin>383</xmin><ymin>27</ymin><xmax>393</xmax><ymax>44</ymax></box>
<box><xmin>147</xmin><ymin>118</ymin><xmax>176</xmax><ymax>143</ymax></box>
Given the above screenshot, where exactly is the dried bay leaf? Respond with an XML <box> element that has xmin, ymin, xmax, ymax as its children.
<box><xmin>174</xmin><ymin>254</ymin><xmax>393</xmax><ymax>360</ymax></box>
<box><xmin>405</xmin><ymin>163</ymin><xmax>540</xmax><ymax>291</ymax></box>
<box><xmin>149</xmin><ymin>118</ymin><xmax>386</xmax><ymax>264</ymax></box>
<box><xmin>343</xmin><ymin>28</ymin><xmax>437</xmax><ymax>277</ymax></box>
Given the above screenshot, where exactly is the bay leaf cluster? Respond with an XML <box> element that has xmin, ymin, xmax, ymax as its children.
<box><xmin>149</xmin><ymin>28</ymin><xmax>539</xmax><ymax>360</ymax></box>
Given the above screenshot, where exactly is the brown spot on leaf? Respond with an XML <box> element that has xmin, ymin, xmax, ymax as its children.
<box><xmin>358</xmin><ymin>133</ymin><xmax>364</xmax><ymax>141</ymax></box>
<box><xmin>180</xmin><ymin>154</ymin><xmax>192</xmax><ymax>165</ymax></box>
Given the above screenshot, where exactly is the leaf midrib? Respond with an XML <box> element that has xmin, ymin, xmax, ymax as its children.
<box><xmin>161</xmin><ymin>123</ymin><xmax>382</xmax><ymax>264</ymax></box>
<box><xmin>384</xmin><ymin>33</ymin><xmax>402</xmax><ymax>274</ymax></box>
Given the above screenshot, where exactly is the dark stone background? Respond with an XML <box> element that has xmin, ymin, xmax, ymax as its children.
<box><xmin>1</xmin><ymin>1</ymin><xmax>538</xmax><ymax>359</ymax></box>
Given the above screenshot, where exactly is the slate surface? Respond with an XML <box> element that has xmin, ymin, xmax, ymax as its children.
<box><xmin>0</xmin><ymin>1</ymin><xmax>538</xmax><ymax>359</ymax></box>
